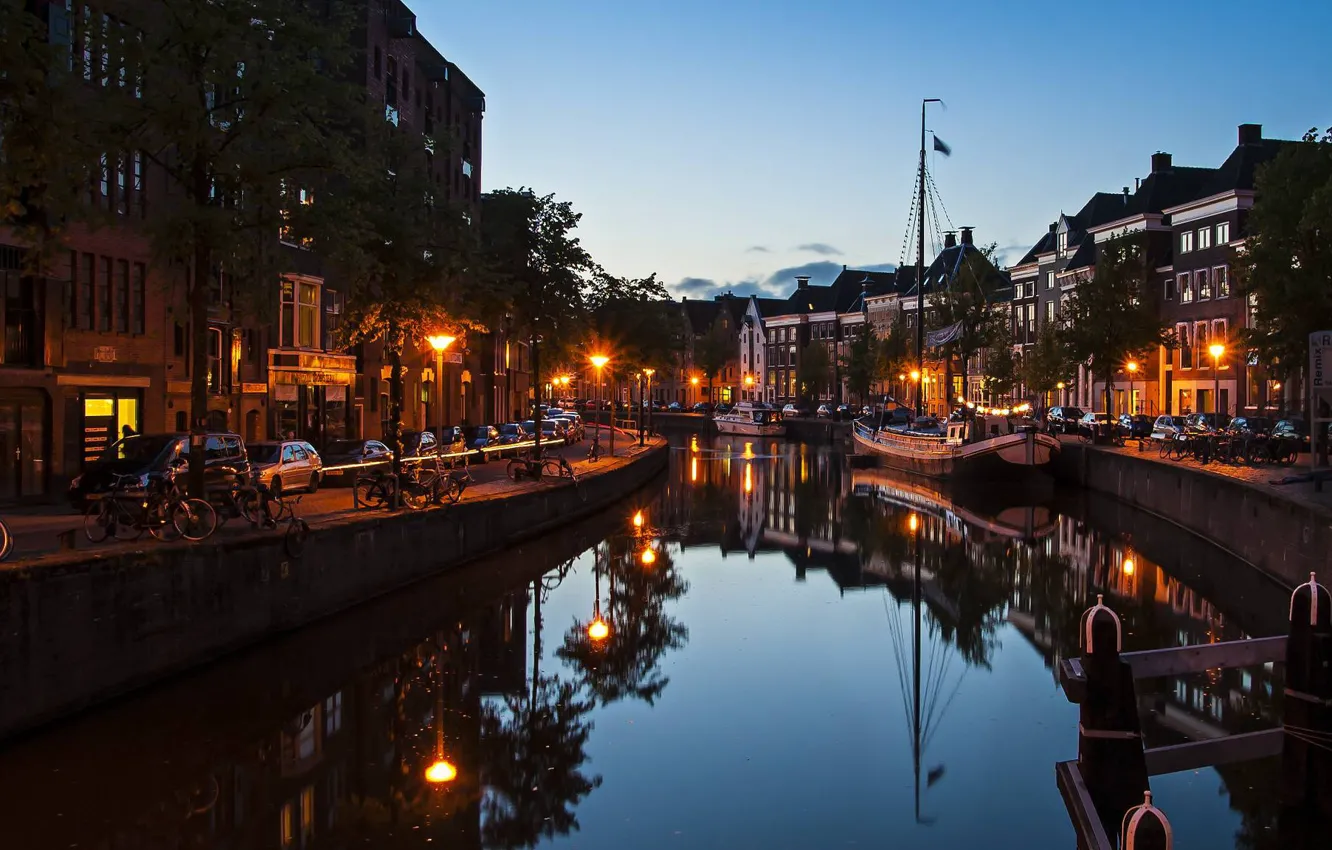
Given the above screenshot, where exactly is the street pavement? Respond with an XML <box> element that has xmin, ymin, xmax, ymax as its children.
<box><xmin>2</xmin><ymin>432</ymin><xmax>655</xmax><ymax>563</ymax></box>
<box><xmin>1065</xmin><ymin>435</ymin><xmax>1332</xmax><ymax>514</ymax></box>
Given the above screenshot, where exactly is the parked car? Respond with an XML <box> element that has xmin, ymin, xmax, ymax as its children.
<box><xmin>248</xmin><ymin>440</ymin><xmax>323</xmax><ymax>494</ymax></box>
<box><xmin>465</xmin><ymin>425</ymin><xmax>502</xmax><ymax>461</ymax></box>
<box><xmin>1117</xmin><ymin>414</ymin><xmax>1154</xmax><ymax>439</ymax></box>
<box><xmin>815</xmin><ymin>404</ymin><xmax>832</xmax><ymax>418</ymax></box>
<box><xmin>835</xmin><ymin>404</ymin><xmax>853</xmax><ymax>420</ymax></box>
<box><xmin>782</xmin><ymin>403</ymin><xmax>807</xmax><ymax>417</ymax></box>
<box><xmin>691</xmin><ymin>402</ymin><xmax>712</xmax><ymax>414</ymax></box>
<box><xmin>1149</xmin><ymin>415</ymin><xmax>1186</xmax><ymax>442</ymax></box>
<box><xmin>667</xmin><ymin>401</ymin><xmax>683</xmax><ymax>412</ymax></box>
<box><xmin>713</xmin><ymin>403</ymin><xmax>733</xmax><ymax>415</ymax></box>
<box><xmin>1077</xmin><ymin>412</ymin><xmax>1125</xmax><ymax>441</ymax></box>
<box><xmin>1271</xmin><ymin>418</ymin><xmax>1310</xmax><ymax>453</ymax></box>
<box><xmin>548</xmin><ymin>411</ymin><xmax>584</xmax><ymax>441</ymax></box>
<box><xmin>497</xmin><ymin>423</ymin><xmax>530</xmax><ymax>454</ymax></box>
<box><xmin>1184</xmin><ymin>412</ymin><xmax>1231</xmax><ymax>433</ymax></box>
<box><xmin>399</xmin><ymin>429</ymin><xmax>440</xmax><ymax>463</ymax></box>
<box><xmin>522</xmin><ymin>418</ymin><xmax>571</xmax><ymax>445</ymax></box>
<box><xmin>1044</xmin><ymin>406</ymin><xmax>1084</xmax><ymax>434</ymax></box>
<box><xmin>438</xmin><ymin>426</ymin><xmax>467</xmax><ymax>459</ymax></box>
<box><xmin>319</xmin><ymin>439</ymin><xmax>392</xmax><ymax>484</ymax></box>
<box><xmin>68</xmin><ymin>432</ymin><xmax>251</xmax><ymax>509</ymax></box>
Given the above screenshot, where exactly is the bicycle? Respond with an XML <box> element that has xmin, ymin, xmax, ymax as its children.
<box><xmin>83</xmin><ymin>471</ymin><xmax>217</xmax><ymax>543</ymax></box>
<box><xmin>586</xmin><ymin>440</ymin><xmax>604</xmax><ymax>463</ymax></box>
<box><xmin>401</xmin><ymin>457</ymin><xmax>446</xmax><ymax>510</ymax></box>
<box><xmin>259</xmin><ymin>491</ymin><xmax>310</xmax><ymax>557</ymax></box>
<box><xmin>354</xmin><ymin>469</ymin><xmax>399</xmax><ymax>509</ymax></box>
<box><xmin>443</xmin><ymin>464</ymin><xmax>474</xmax><ymax>504</ymax></box>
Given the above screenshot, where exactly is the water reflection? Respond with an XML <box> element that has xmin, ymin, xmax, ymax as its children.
<box><xmin>0</xmin><ymin>434</ymin><xmax>1296</xmax><ymax>849</ymax></box>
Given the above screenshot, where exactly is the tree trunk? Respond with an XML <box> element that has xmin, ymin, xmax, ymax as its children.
<box><xmin>388</xmin><ymin>343</ymin><xmax>404</xmax><ymax>478</ymax></box>
<box><xmin>188</xmin><ymin>245</ymin><xmax>211</xmax><ymax>498</ymax></box>
<box><xmin>531</xmin><ymin>329</ymin><xmax>542</xmax><ymax>464</ymax></box>
<box><xmin>1104</xmin><ymin>369</ymin><xmax>1114</xmax><ymax>419</ymax></box>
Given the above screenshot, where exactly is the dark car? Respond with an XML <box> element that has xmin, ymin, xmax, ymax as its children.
<box><xmin>1117</xmin><ymin>414</ymin><xmax>1154</xmax><ymax>439</ymax></box>
<box><xmin>1271</xmin><ymin>418</ymin><xmax>1310</xmax><ymax>452</ymax></box>
<box><xmin>1077</xmin><ymin>412</ymin><xmax>1125</xmax><ymax>440</ymax></box>
<box><xmin>1184</xmin><ymin>412</ymin><xmax>1232</xmax><ymax>433</ymax></box>
<box><xmin>1226</xmin><ymin>416</ymin><xmax>1274</xmax><ymax>437</ymax></box>
<box><xmin>496</xmin><ymin>423</ymin><xmax>530</xmax><ymax>455</ymax></box>
<box><xmin>438</xmin><ymin>426</ymin><xmax>467</xmax><ymax>458</ymax></box>
<box><xmin>691</xmin><ymin>402</ymin><xmax>712</xmax><ymax>414</ymax></box>
<box><xmin>68</xmin><ymin>432</ymin><xmax>250</xmax><ymax>509</ymax></box>
<box><xmin>465</xmin><ymin>425</ymin><xmax>502</xmax><ymax>460</ymax></box>
<box><xmin>319</xmin><ymin>439</ymin><xmax>392</xmax><ymax>484</ymax></box>
<box><xmin>1045</xmin><ymin>406</ymin><xmax>1084</xmax><ymax>434</ymax></box>
<box><xmin>522</xmin><ymin>418</ymin><xmax>571</xmax><ymax>446</ymax></box>
<box><xmin>667</xmin><ymin>401</ymin><xmax>683</xmax><ymax>412</ymax></box>
<box><xmin>399</xmin><ymin>429</ymin><xmax>439</xmax><ymax>460</ymax></box>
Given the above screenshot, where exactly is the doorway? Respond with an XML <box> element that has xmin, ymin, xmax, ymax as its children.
<box><xmin>0</xmin><ymin>391</ymin><xmax>48</xmax><ymax>500</ymax></box>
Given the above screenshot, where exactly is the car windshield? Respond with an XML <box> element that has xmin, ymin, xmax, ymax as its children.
<box><xmin>1063</xmin><ymin>408</ymin><xmax>1084</xmax><ymax>418</ymax></box>
<box><xmin>98</xmin><ymin>434</ymin><xmax>179</xmax><ymax>464</ymax></box>
<box><xmin>247</xmin><ymin>443</ymin><xmax>281</xmax><ymax>464</ymax></box>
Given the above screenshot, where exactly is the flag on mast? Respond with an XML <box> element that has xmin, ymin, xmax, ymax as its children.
<box><xmin>932</xmin><ymin>135</ymin><xmax>951</xmax><ymax>157</ymax></box>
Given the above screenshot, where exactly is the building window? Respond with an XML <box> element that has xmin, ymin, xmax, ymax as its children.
<box><xmin>1164</xmin><ymin>275</ymin><xmax>1176</xmax><ymax>301</ymax></box>
<box><xmin>1197</xmin><ymin>268</ymin><xmax>1211</xmax><ymax>300</ymax></box>
<box><xmin>1046</xmin><ymin>272</ymin><xmax>1054</xmax><ymax>290</ymax></box>
<box><xmin>1197</xmin><ymin>227</ymin><xmax>1211</xmax><ymax>250</ymax></box>
<box><xmin>1044</xmin><ymin>300</ymin><xmax>1054</xmax><ymax>324</ymax></box>
<box><xmin>1057</xmin><ymin>232</ymin><xmax>1068</xmax><ymax>256</ymax></box>
<box><xmin>132</xmin><ymin>150</ymin><xmax>144</xmax><ymax>217</ymax></box>
<box><xmin>279</xmin><ymin>277</ymin><xmax>321</xmax><ymax>349</ymax></box>
<box><xmin>207</xmin><ymin>326</ymin><xmax>224</xmax><ymax>393</ymax></box>
<box><xmin>323</xmin><ymin>289</ymin><xmax>343</xmax><ymax>351</ymax></box>
<box><xmin>1180</xmin><ymin>231</ymin><xmax>1193</xmax><ymax>253</ymax></box>
<box><xmin>1212</xmin><ymin>319</ymin><xmax>1228</xmax><ymax>366</ymax></box>
<box><xmin>1216</xmin><ymin>221</ymin><xmax>1230</xmax><ymax>244</ymax></box>
<box><xmin>1195</xmin><ymin>322</ymin><xmax>1210</xmax><ymax>369</ymax></box>
<box><xmin>78</xmin><ymin>253</ymin><xmax>94</xmax><ymax>330</ymax></box>
<box><xmin>115</xmin><ymin>259</ymin><xmax>129</xmax><ymax>332</ymax></box>
<box><xmin>99</xmin><ymin>153</ymin><xmax>109</xmax><ymax>207</ymax></box>
<box><xmin>131</xmin><ymin>263</ymin><xmax>145</xmax><ymax>334</ymax></box>
<box><xmin>1177</xmin><ymin>323</ymin><xmax>1192</xmax><ymax>370</ymax></box>
<box><xmin>1214</xmin><ymin>265</ymin><xmax>1229</xmax><ymax>298</ymax></box>
<box><xmin>1179</xmin><ymin>273</ymin><xmax>1193</xmax><ymax>304</ymax></box>
<box><xmin>97</xmin><ymin>256</ymin><xmax>112</xmax><ymax>331</ymax></box>
<box><xmin>116</xmin><ymin>153</ymin><xmax>127</xmax><ymax>215</ymax></box>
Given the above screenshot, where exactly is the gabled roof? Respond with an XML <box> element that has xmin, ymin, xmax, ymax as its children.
<box><xmin>757</xmin><ymin>266</ymin><xmax>905</xmax><ymax>318</ymax></box>
<box><xmin>1014</xmin><ymin>231</ymin><xmax>1055</xmax><ymax>267</ymax></box>
<box><xmin>753</xmin><ymin>296</ymin><xmax>789</xmax><ymax>318</ymax></box>
<box><xmin>1123</xmin><ymin>166</ymin><xmax>1217</xmax><ymax>218</ymax></box>
<box><xmin>682</xmin><ymin>293</ymin><xmax>747</xmax><ymax>334</ymax></box>
<box><xmin>1200</xmin><ymin>137</ymin><xmax>1298</xmax><ymax>196</ymax></box>
<box><xmin>905</xmin><ymin>243</ymin><xmax>1007</xmax><ymax>298</ymax></box>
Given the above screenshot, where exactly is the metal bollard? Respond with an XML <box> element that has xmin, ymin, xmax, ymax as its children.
<box><xmin>1078</xmin><ymin>594</ymin><xmax>1151</xmax><ymax>841</ymax></box>
<box><xmin>1281</xmin><ymin>572</ymin><xmax>1332</xmax><ymax>818</ymax></box>
<box><xmin>1121</xmin><ymin>791</ymin><xmax>1172</xmax><ymax>850</ymax></box>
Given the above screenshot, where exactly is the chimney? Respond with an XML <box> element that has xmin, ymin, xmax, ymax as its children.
<box><xmin>959</xmin><ymin>227</ymin><xmax>974</xmax><ymax>246</ymax></box>
<box><xmin>1151</xmin><ymin>151</ymin><xmax>1172</xmax><ymax>173</ymax></box>
<box><xmin>1238</xmin><ymin>123</ymin><xmax>1262</xmax><ymax>145</ymax></box>
<box><xmin>1049</xmin><ymin>222</ymin><xmax>1057</xmax><ymax>233</ymax></box>
<box><xmin>842</xmin><ymin>264</ymin><xmax>848</xmax><ymax>271</ymax></box>
<box><xmin>795</xmin><ymin>275</ymin><xmax>810</xmax><ymax>290</ymax></box>
<box><xmin>944</xmin><ymin>231</ymin><xmax>957</xmax><ymax>249</ymax></box>
<box><xmin>1136</xmin><ymin>177</ymin><xmax>1141</xmax><ymax>191</ymax></box>
<box><xmin>1122</xmin><ymin>186</ymin><xmax>1130</xmax><ymax>203</ymax></box>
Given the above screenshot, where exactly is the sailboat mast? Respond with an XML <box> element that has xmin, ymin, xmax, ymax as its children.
<box><xmin>912</xmin><ymin>514</ymin><xmax>923</xmax><ymax>821</ymax></box>
<box><xmin>915</xmin><ymin>101</ymin><xmax>927</xmax><ymax>418</ymax></box>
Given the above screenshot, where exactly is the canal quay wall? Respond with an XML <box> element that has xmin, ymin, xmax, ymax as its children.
<box><xmin>1054</xmin><ymin>443</ymin><xmax>1329</xmax><ymax>589</ymax></box>
<box><xmin>0</xmin><ymin>442</ymin><xmax>669</xmax><ymax>743</ymax></box>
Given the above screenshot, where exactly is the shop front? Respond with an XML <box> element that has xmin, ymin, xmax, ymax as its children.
<box><xmin>268</xmin><ymin>350</ymin><xmax>357</xmax><ymax>448</ymax></box>
<box><xmin>0</xmin><ymin>388</ymin><xmax>50</xmax><ymax>500</ymax></box>
<box><xmin>56</xmin><ymin>375</ymin><xmax>151</xmax><ymax>483</ymax></box>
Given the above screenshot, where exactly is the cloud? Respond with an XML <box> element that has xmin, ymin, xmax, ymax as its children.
<box><xmin>992</xmin><ymin>243</ymin><xmax>1033</xmax><ymax>267</ymax></box>
<box><xmin>745</xmin><ymin>245</ymin><xmax>770</xmax><ymax>253</ymax></box>
<box><xmin>667</xmin><ymin>260</ymin><xmax>899</xmax><ymax>301</ymax></box>
<box><xmin>671</xmin><ymin>276</ymin><xmax>766</xmax><ymax>300</ymax></box>
<box><xmin>796</xmin><ymin>242</ymin><xmax>843</xmax><ymax>256</ymax></box>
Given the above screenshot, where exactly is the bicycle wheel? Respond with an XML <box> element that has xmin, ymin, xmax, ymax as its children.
<box><xmin>0</xmin><ymin>517</ymin><xmax>12</xmax><ymax>561</ymax></box>
<box><xmin>284</xmin><ymin>518</ymin><xmax>310</xmax><ymax>558</ymax></box>
<box><xmin>83</xmin><ymin>499</ymin><xmax>115</xmax><ymax>543</ymax></box>
<box><xmin>506</xmin><ymin>458</ymin><xmax>525</xmax><ymax>481</ymax></box>
<box><xmin>445</xmin><ymin>476</ymin><xmax>465</xmax><ymax>504</ymax></box>
<box><xmin>1158</xmin><ymin>439</ymin><xmax>1170</xmax><ymax>458</ymax></box>
<box><xmin>401</xmin><ymin>481</ymin><xmax>432</xmax><ymax>511</ymax></box>
<box><xmin>111</xmin><ymin>499</ymin><xmax>146</xmax><ymax>542</ymax></box>
<box><xmin>172</xmin><ymin>498</ymin><xmax>218</xmax><ymax>541</ymax></box>
<box><xmin>355</xmin><ymin>477</ymin><xmax>390</xmax><ymax>509</ymax></box>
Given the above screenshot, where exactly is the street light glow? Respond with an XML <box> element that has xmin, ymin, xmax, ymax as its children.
<box><xmin>1122</xmin><ymin>557</ymin><xmax>1135</xmax><ymax>576</ymax></box>
<box><xmin>426</xmin><ymin>759</ymin><xmax>458</xmax><ymax>784</ymax></box>
<box><xmin>427</xmin><ymin>334</ymin><xmax>456</xmax><ymax>352</ymax></box>
<box><xmin>743</xmin><ymin>374</ymin><xmax>754</xmax><ymax>387</ymax></box>
<box><xmin>910</xmin><ymin>370</ymin><xmax>921</xmax><ymax>381</ymax></box>
<box><xmin>908</xmin><ymin>513</ymin><xmax>919</xmax><ymax>532</ymax></box>
<box><xmin>1209</xmin><ymin>343</ymin><xmax>1225</xmax><ymax>360</ymax></box>
<box><xmin>691</xmin><ymin>376</ymin><xmax>700</xmax><ymax>386</ymax></box>
<box><xmin>641</xmin><ymin>548</ymin><xmax>656</xmax><ymax>565</ymax></box>
<box><xmin>633</xmin><ymin>510</ymin><xmax>644</xmax><ymax>528</ymax></box>
<box><xmin>1057</xmin><ymin>381</ymin><xmax>1066</xmax><ymax>390</ymax></box>
<box><xmin>1126</xmin><ymin>361</ymin><xmax>1138</xmax><ymax>373</ymax></box>
<box><xmin>644</xmin><ymin>368</ymin><xmax>655</xmax><ymax>377</ymax></box>
<box><xmin>588</xmin><ymin>618</ymin><xmax>610</xmax><ymax>641</ymax></box>
<box><xmin>590</xmin><ymin>354</ymin><xmax>609</xmax><ymax>369</ymax></box>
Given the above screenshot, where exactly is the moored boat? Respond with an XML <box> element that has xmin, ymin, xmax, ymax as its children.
<box><xmin>852</xmin><ymin>414</ymin><xmax>1060</xmax><ymax>480</ymax></box>
<box><xmin>713</xmin><ymin>402</ymin><xmax>784</xmax><ymax>436</ymax></box>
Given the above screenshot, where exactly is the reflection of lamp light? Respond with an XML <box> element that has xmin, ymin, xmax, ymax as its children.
<box><xmin>744</xmin><ymin>462</ymin><xmax>752</xmax><ymax>494</ymax></box>
<box><xmin>641</xmin><ymin>548</ymin><xmax>656</xmax><ymax>565</ymax></box>
<box><xmin>426</xmin><ymin>759</ymin><xmax>458</xmax><ymax>784</ymax></box>
<box><xmin>908</xmin><ymin>513</ymin><xmax>919</xmax><ymax>532</ymax></box>
<box><xmin>690</xmin><ymin>456</ymin><xmax>697</xmax><ymax>482</ymax></box>
<box><xmin>633</xmin><ymin>510</ymin><xmax>644</xmax><ymax>528</ymax></box>
<box><xmin>743</xmin><ymin>442</ymin><xmax>754</xmax><ymax>459</ymax></box>
<box><xmin>588</xmin><ymin>618</ymin><xmax>610</xmax><ymax>641</ymax></box>
<box><xmin>1122</xmin><ymin>557</ymin><xmax>1135</xmax><ymax>576</ymax></box>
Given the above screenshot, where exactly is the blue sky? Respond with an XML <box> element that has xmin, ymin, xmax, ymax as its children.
<box><xmin>421</xmin><ymin>0</ymin><xmax>1332</xmax><ymax>300</ymax></box>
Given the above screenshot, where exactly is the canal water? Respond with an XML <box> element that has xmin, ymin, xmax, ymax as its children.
<box><xmin>0</xmin><ymin>435</ymin><xmax>1294</xmax><ymax>849</ymax></box>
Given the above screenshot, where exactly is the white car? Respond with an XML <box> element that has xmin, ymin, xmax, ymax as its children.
<box><xmin>1150</xmin><ymin>415</ymin><xmax>1186</xmax><ymax>441</ymax></box>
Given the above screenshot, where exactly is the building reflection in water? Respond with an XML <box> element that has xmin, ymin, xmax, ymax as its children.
<box><xmin>0</xmin><ymin>434</ymin><xmax>1295</xmax><ymax>850</ymax></box>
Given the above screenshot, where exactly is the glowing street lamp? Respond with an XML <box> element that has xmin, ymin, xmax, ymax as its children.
<box><xmin>1122</xmin><ymin>557</ymin><xmax>1135</xmax><ymax>577</ymax></box>
<box><xmin>1126</xmin><ymin>361</ymin><xmax>1139</xmax><ymax>415</ymax></box>
<box><xmin>590</xmin><ymin>354</ymin><xmax>610</xmax><ymax>456</ymax></box>
<box><xmin>641</xmin><ymin>547</ymin><xmax>656</xmax><ymax>565</ymax></box>
<box><xmin>426</xmin><ymin>759</ymin><xmax>458</xmax><ymax>784</ymax></box>
<box><xmin>644</xmin><ymin>368</ymin><xmax>656</xmax><ymax>438</ymax></box>
<box><xmin>587</xmin><ymin>618</ymin><xmax>610</xmax><ymax>642</ymax></box>
<box><xmin>633</xmin><ymin>510</ymin><xmax>644</xmax><ymax>528</ymax></box>
<box><xmin>1209</xmin><ymin>343</ymin><xmax>1225</xmax><ymax>420</ymax></box>
<box><xmin>427</xmin><ymin>334</ymin><xmax>457</xmax><ymax>445</ymax></box>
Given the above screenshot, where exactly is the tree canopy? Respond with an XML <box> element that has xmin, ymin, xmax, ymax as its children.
<box><xmin>1058</xmin><ymin>232</ymin><xmax>1171</xmax><ymax>415</ymax></box>
<box><xmin>1021</xmin><ymin>321</ymin><xmax>1075</xmax><ymax>404</ymax></box>
<box><xmin>840</xmin><ymin>327</ymin><xmax>882</xmax><ymax>405</ymax></box>
<box><xmin>928</xmin><ymin>242</ymin><xmax>1009</xmax><ymax>391</ymax></box>
<box><xmin>980</xmin><ymin>324</ymin><xmax>1018</xmax><ymax>404</ymax></box>
<box><xmin>692</xmin><ymin>320</ymin><xmax>733</xmax><ymax>402</ymax></box>
<box><xmin>1236</xmin><ymin>126</ymin><xmax>1332</xmax><ymax>387</ymax></box>
<box><xmin>797</xmin><ymin>340</ymin><xmax>833</xmax><ymax>402</ymax></box>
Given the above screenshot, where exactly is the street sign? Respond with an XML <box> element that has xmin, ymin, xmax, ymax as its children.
<box><xmin>1310</xmin><ymin>331</ymin><xmax>1332</xmax><ymax>389</ymax></box>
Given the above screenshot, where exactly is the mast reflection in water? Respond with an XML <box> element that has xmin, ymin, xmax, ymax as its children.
<box><xmin>0</xmin><ymin>435</ymin><xmax>1293</xmax><ymax>849</ymax></box>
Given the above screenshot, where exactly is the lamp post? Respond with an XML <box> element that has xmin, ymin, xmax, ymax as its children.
<box><xmin>910</xmin><ymin>370</ymin><xmax>921</xmax><ymax>413</ymax></box>
<box><xmin>644</xmin><ymin>368</ymin><xmax>655</xmax><ymax>437</ymax></box>
<box><xmin>691</xmin><ymin>375</ymin><xmax>701</xmax><ymax>406</ymax></box>
<box><xmin>587</xmin><ymin>544</ymin><xmax>610</xmax><ymax>643</ymax></box>
<box><xmin>742</xmin><ymin>373</ymin><xmax>753</xmax><ymax>403</ymax></box>
<box><xmin>1125</xmin><ymin>361</ymin><xmax>1138</xmax><ymax>415</ymax></box>
<box><xmin>1209</xmin><ymin>343</ymin><xmax>1225</xmax><ymax>421</ymax></box>
<box><xmin>427</xmin><ymin>334</ymin><xmax>456</xmax><ymax>448</ymax></box>
<box><xmin>590</xmin><ymin>354</ymin><xmax>609</xmax><ymax>458</ymax></box>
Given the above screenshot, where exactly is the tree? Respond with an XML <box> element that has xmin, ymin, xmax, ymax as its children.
<box><xmin>879</xmin><ymin>312</ymin><xmax>914</xmax><ymax>403</ymax></box>
<box><xmin>110</xmin><ymin>0</ymin><xmax>364</xmax><ymax>494</ymax></box>
<box><xmin>479</xmin><ymin>189</ymin><xmax>596</xmax><ymax>455</ymax></box>
<box><xmin>980</xmin><ymin>325</ymin><xmax>1018</xmax><ymax>404</ymax></box>
<box><xmin>796</xmin><ymin>340</ymin><xmax>832</xmax><ymax>403</ymax></box>
<box><xmin>928</xmin><ymin>242</ymin><xmax>1008</xmax><ymax>403</ymax></box>
<box><xmin>692</xmin><ymin>320</ymin><xmax>733</xmax><ymax>408</ymax></box>
<box><xmin>1236</xmin><ymin>127</ymin><xmax>1332</xmax><ymax>402</ymax></box>
<box><xmin>1020</xmin><ymin>321</ymin><xmax>1075</xmax><ymax>407</ymax></box>
<box><xmin>1058</xmin><ymin>232</ymin><xmax>1172</xmax><ymax>417</ymax></box>
<box><xmin>332</xmin><ymin>124</ymin><xmax>480</xmax><ymax>472</ymax></box>
<box><xmin>840</xmin><ymin>327</ymin><xmax>882</xmax><ymax>406</ymax></box>
<box><xmin>585</xmin><ymin>272</ymin><xmax>680</xmax><ymax>376</ymax></box>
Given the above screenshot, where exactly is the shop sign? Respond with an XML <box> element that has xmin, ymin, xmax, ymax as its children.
<box><xmin>93</xmin><ymin>346</ymin><xmax>117</xmax><ymax>363</ymax></box>
<box><xmin>1311</xmin><ymin>331</ymin><xmax>1332</xmax><ymax>389</ymax></box>
<box><xmin>445</xmin><ymin>352</ymin><xmax>463</xmax><ymax>365</ymax></box>
<box><xmin>274</xmin><ymin>384</ymin><xmax>298</xmax><ymax>402</ymax></box>
<box><xmin>272</xmin><ymin>369</ymin><xmax>354</xmax><ymax>386</ymax></box>
<box><xmin>241</xmin><ymin>383</ymin><xmax>267</xmax><ymax>394</ymax></box>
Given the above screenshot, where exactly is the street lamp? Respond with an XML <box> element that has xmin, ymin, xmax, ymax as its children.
<box><xmin>427</xmin><ymin>334</ymin><xmax>457</xmax><ymax>446</ymax></box>
<box><xmin>910</xmin><ymin>370</ymin><xmax>921</xmax><ymax>412</ymax></box>
<box><xmin>644</xmin><ymin>368</ymin><xmax>655</xmax><ymax>437</ymax></box>
<box><xmin>691</xmin><ymin>375</ymin><xmax>701</xmax><ymax>406</ymax></box>
<box><xmin>1126</xmin><ymin>361</ymin><xmax>1139</xmax><ymax>415</ymax></box>
<box><xmin>590</xmin><ymin>354</ymin><xmax>609</xmax><ymax>457</ymax></box>
<box><xmin>1209</xmin><ymin>343</ymin><xmax>1226</xmax><ymax>420</ymax></box>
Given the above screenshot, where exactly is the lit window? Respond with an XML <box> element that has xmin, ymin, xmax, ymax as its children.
<box><xmin>1180</xmin><ymin>231</ymin><xmax>1193</xmax><ymax>253</ymax></box>
<box><xmin>1197</xmin><ymin>268</ymin><xmax>1211</xmax><ymax>300</ymax></box>
<box><xmin>1216</xmin><ymin>221</ymin><xmax>1230</xmax><ymax>244</ymax></box>
<box><xmin>1214</xmin><ymin>265</ymin><xmax>1229</xmax><ymax>298</ymax></box>
<box><xmin>1197</xmin><ymin>227</ymin><xmax>1211</xmax><ymax>250</ymax></box>
<box><xmin>1057</xmin><ymin>231</ymin><xmax>1068</xmax><ymax>256</ymax></box>
<box><xmin>1179</xmin><ymin>273</ymin><xmax>1193</xmax><ymax>303</ymax></box>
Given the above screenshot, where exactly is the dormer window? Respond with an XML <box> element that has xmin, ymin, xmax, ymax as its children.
<box><xmin>1056</xmin><ymin>232</ymin><xmax>1068</xmax><ymax>256</ymax></box>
